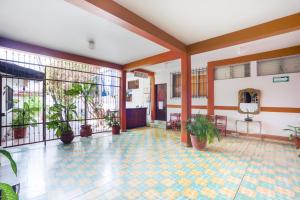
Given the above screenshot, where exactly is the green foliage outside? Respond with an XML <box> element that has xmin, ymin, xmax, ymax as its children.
<box><xmin>11</xmin><ymin>97</ymin><xmax>41</xmax><ymax>128</ymax></box>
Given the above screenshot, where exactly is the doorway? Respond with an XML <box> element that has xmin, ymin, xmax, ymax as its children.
<box><xmin>155</xmin><ymin>84</ymin><xmax>167</xmax><ymax>121</ymax></box>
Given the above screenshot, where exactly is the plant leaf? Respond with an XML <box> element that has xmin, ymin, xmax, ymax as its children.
<box><xmin>0</xmin><ymin>149</ymin><xmax>17</xmax><ymax>176</ymax></box>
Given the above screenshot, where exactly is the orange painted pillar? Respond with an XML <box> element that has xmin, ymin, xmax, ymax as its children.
<box><xmin>150</xmin><ymin>75</ymin><xmax>156</xmax><ymax>121</ymax></box>
<box><xmin>120</xmin><ymin>70</ymin><xmax>127</xmax><ymax>132</ymax></box>
<box><xmin>207</xmin><ymin>64</ymin><xmax>214</xmax><ymax>115</ymax></box>
<box><xmin>181</xmin><ymin>53</ymin><xmax>192</xmax><ymax>147</ymax></box>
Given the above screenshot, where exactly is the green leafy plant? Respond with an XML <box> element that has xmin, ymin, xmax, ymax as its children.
<box><xmin>104</xmin><ymin>112</ymin><xmax>120</xmax><ymax>128</ymax></box>
<box><xmin>284</xmin><ymin>125</ymin><xmax>300</xmax><ymax>140</ymax></box>
<box><xmin>47</xmin><ymin>102</ymin><xmax>77</xmax><ymax>137</ymax></box>
<box><xmin>65</xmin><ymin>83</ymin><xmax>96</xmax><ymax>126</ymax></box>
<box><xmin>0</xmin><ymin>149</ymin><xmax>18</xmax><ymax>200</ymax></box>
<box><xmin>11</xmin><ymin>97</ymin><xmax>41</xmax><ymax>128</ymax></box>
<box><xmin>186</xmin><ymin>116</ymin><xmax>220</xmax><ymax>143</ymax></box>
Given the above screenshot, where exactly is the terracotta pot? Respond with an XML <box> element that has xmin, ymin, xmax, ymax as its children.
<box><xmin>294</xmin><ymin>137</ymin><xmax>300</xmax><ymax>149</ymax></box>
<box><xmin>190</xmin><ymin>134</ymin><xmax>207</xmax><ymax>150</ymax></box>
<box><xmin>80</xmin><ymin>125</ymin><xmax>92</xmax><ymax>137</ymax></box>
<box><xmin>13</xmin><ymin>127</ymin><xmax>27</xmax><ymax>139</ymax></box>
<box><xmin>60</xmin><ymin>132</ymin><xmax>74</xmax><ymax>144</ymax></box>
<box><xmin>112</xmin><ymin>125</ymin><xmax>120</xmax><ymax>135</ymax></box>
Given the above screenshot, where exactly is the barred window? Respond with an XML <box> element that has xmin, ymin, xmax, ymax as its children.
<box><xmin>192</xmin><ymin>69</ymin><xmax>207</xmax><ymax>97</ymax></box>
<box><xmin>171</xmin><ymin>68</ymin><xmax>207</xmax><ymax>98</ymax></box>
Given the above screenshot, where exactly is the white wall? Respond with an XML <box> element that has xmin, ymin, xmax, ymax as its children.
<box><xmin>215</xmin><ymin>61</ymin><xmax>300</xmax><ymax>136</ymax></box>
<box><xmin>154</xmin><ymin>57</ymin><xmax>300</xmax><ymax>137</ymax></box>
<box><xmin>126</xmin><ymin>73</ymin><xmax>151</xmax><ymax>117</ymax></box>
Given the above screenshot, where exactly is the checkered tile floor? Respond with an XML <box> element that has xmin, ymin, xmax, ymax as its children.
<box><xmin>8</xmin><ymin>128</ymin><xmax>300</xmax><ymax>200</ymax></box>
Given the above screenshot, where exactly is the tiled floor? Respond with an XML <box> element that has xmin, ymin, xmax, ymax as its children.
<box><xmin>6</xmin><ymin>128</ymin><xmax>300</xmax><ymax>200</ymax></box>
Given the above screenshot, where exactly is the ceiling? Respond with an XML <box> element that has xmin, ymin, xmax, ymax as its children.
<box><xmin>143</xmin><ymin>30</ymin><xmax>300</xmax><ymax>72</ymax></box>
<box><xmin>115</xmin><ymin>0</ymin><xmax>300</xmax><ymax>45</ymax></box>
<box><xmin>0</xmin><ymin>0</ymin><xmax>167</xmax><ymax>65</ymax></box>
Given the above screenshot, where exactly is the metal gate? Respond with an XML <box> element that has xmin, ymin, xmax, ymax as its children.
<box><xmin>0</xmin><ymin>48</ymin><xmax>120</xmax><ymax>148</ymax></box>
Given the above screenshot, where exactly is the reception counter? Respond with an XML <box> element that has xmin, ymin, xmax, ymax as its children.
<box><xmin>126</xmin><ymin>107</ymin><xmax>147</xmax><ymax>129</ymax></box>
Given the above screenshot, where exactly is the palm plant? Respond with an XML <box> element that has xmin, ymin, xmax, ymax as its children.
<box><xmin>186</xmin><ymin>116</ymin><xmax>220</xmax><ymax>144</ymax></box>
<box><xmin>65</xmin><ymin>82</ymin><xmax>96</xmax><ymax>126</ymax></box>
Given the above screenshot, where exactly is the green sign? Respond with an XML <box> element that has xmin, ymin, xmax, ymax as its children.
<box><xmin>273</xmin><ymin>76</ymin><xmax>289</xmax><ymax>83</ymax></box>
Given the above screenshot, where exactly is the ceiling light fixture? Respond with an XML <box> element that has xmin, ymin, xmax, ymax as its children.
<box><xmin>88</xmin><ymin>39</ymin><xmax>95</xmax><ymax>50</ymax></box>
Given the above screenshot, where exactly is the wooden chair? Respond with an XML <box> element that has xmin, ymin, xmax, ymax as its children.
<box><xmin>167</xmin><ymin>113</ymin><xmax>181</xmax><ymax>131</ymax></box>
<box><xmin>215</xmin><ymin>115</ymin><xmax>227</xmax><ymax>136</ymax></box>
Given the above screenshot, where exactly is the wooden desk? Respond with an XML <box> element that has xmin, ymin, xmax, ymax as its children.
<box><xmin>126</xmin><ymin>108</ymin><xmax>147</xmax><ymax>129</ymax></box>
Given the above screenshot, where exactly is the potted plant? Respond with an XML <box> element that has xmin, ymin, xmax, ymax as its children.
<box><xmin>66</xmin><ymin>83</ymin><xmax>96</xmax><ymax>137</ymax></box>
<box><xmin>104</xmin><ymin>111</ymin><xmax>120</xmax><ymax>135</ymax></box>
<box><xmin>0</xmin><ymin>149</ymin><xmax>18</xmax><ymax>200</ymax></box>
<box><xmin>186</xmin><ymin>116</ymin><xmax>220</xmax><ymax>150</ymax></box>
<box><xmin>11</xmin><ymin>97</ymin><xmax>41</xmax><ymax>139</ymax></box>
<box><xmin>47</xmin><ymin>101</ymin><xmax>78</xmax><ymax>144</ymax></box>
<box><xmin>284</xmin><ymin>125</ymin><xmax>300</xmax><ymax>149</ymax></box>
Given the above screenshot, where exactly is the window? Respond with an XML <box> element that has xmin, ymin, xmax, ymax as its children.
<box><xmin>171</xmin><ymin>72</ymin><xmax>181</xmax><ymax>98</ymax></box>
<box><xmin>171</xmin><ymin>68</ymin><xmax>207</xmax><ymax>98</ymax></box>
<box><xmin>192</xmin><ymin>69</ymin><xmax>207</xmax><ymax>97</ymax></box>
<box><xmin>214</xmin><ymin>63</ymin><xmax>250</xmax><ymax>80</ymax></box>
<box><xmin>257</xmin><ymin>55</ymin><xmax>300</xmax><ymax>76</ymax></box>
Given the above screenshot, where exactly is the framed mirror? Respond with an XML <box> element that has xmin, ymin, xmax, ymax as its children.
<box><xmin>238</xmin><ymin>88</ymin><xmax>261</xmax><ymax>114</ymax></box>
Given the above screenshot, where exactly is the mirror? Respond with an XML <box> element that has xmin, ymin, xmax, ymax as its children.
<box><xmin>238</xmin><ymin>88</ymin><xmax>261</xmax><ymax>114</ymax></box>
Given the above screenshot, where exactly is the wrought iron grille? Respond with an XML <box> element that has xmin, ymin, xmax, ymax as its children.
<box><xmin>170</xmin><ymin>68</ymin><xmax>207</xmax><ymax>99</ymax></box>
<box><xmin>0</xmin><ymin>47</ymin><xmax>120</xmax><ymax>147</ymax></box>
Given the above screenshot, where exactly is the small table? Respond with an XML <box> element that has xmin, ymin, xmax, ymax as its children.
<box><xmin>235</xmin><ymin>120</ymin><xmax>262</xmax><ymax>139</ymax></box>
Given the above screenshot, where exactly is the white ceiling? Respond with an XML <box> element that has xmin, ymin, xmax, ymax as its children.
<box><xmin>0</xmin><ymin>0</ymin><xmax>167</xmax><ymax>65</ymax></box>
<box><xmin>143</xmin><ymin>30</ymin><xmax>300</xmax><ymax>72</ymax></box>
<box><xmin>115</xmin><ymin>0</ymin><xmax>300</xmax><ymax>45</ymax></box>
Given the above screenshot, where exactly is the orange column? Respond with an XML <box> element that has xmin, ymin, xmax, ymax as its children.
<box><xmin>181</xmin><ymin>53</ymin><xmax>192</xmax><ymax>147</ymax></box>
<box><xmin>120</xmin><ymin>70</ymin><xmax>127</xmax><ymax>132</ymax></box>
<box><xmin>150</xmin><ymin>75</ymin><xmax>156</xmax><ymax>121</ymax></box>
<box><xmin>207</xmin><ymin>64</ymin><xmax>214</xmax><ymax>115</ymax></box>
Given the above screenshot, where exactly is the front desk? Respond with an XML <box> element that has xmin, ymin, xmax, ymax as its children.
<box><xmin>126</xmin><ymin>107</ymin><xmax>147</xmax><ymax>129</ymax></box>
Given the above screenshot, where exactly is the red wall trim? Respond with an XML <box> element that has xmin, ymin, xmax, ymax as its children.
<box><xmin>167</xmin><ymin>105</ymin><xmax>300</xmax><ymax>114</ymax></box>
<box><xmin>120</xmin><ymin>71</ymin><xmax>127</xmax><ymax>132</ymax></box>
<box><xmin>180</xmin><ymin>54</ymin><xmax>192</xmax><ymax>146</ymax></box>
<box><xmin>124</xmin><ymin>51</ymin><xmax>179</xmax><ymax>70</ymax></box>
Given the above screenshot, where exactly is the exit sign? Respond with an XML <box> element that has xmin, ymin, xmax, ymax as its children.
<box><xmin>273</xmin><ymin>76</ymin><xmax>289</xmax><ymax>83</ymax></box>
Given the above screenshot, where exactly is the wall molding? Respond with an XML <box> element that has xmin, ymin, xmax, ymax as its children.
<box><xmin>226</xmin><ymin>130</ymin><xmax>292</xmax><ymax>143</ymax></box>
<box><xmin>167</xmin><ymin>104</ymin><xmax>300</xmax><ymax>113</ymax></box>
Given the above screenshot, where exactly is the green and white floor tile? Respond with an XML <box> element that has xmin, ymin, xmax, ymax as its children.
<box><xmin>6</xmin><ymin>128</ymin><xmax>300</xmax><ymax>200</ymax></box>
